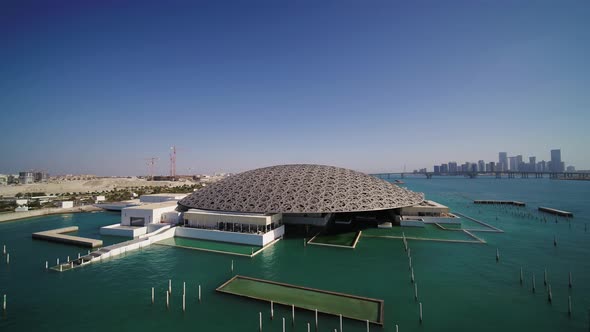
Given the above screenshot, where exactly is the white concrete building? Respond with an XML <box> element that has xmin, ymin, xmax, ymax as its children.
<box><xmin>400</xmin><ymin>200</ymin><xmax>450</xmax><ymax>217</ymax></box>
<box><xmin>61</xmin><ymin>201</ymin><xmax>74</xmax><ymax>209</ymax></box>
<box><xmin>178</xmin><ymin>209</ymin><xmax>284</xmax><ymax>246</ymax></box>
<box><xmin>19</xmin><ymin>172</ymin><xmax>34</xmax><ymax>184</ymax></box>
<box><xmin>121</xmin><ymin>201</ymin><xmax>179</xmax><ymax>226</ymax></box>
<box><xmin>139</xmin><ymin>193</ymin><xmax>187</xmax><ymax>203</ymax></box>
<box><xmin>399</xmin><ymin>200</ymin><xmax>459</xmax><ymax>226</ymax></box>
<box><xmin>101</xmin><ymin>201</ymin><xmax>180</xmax><ymax>237</ymax></box>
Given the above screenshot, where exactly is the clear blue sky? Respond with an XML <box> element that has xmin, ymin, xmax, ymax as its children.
<box><xmin>1</xmin><ymin>0</ymin><xmax>589</xmax><ymax>176</ymax></box>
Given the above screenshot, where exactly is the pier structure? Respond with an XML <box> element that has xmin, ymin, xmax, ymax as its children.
<box><xmin>538</xmin><ymin>207</ymin><xmax>573</xmax><ymax>218</ymax></box>
<box><xmin>49</xmin><ymin>225</ymin><xmax>175</xmax><ymax>272</ymax></box>
<box><xmin>474</xmin><ymin>200</ymin><xmax>525</xmax><ymax>207</ymax></box>
<box><xmin>32</xmin><ymin>227</ymin><xmax>103</xmax><ymax>248</ymax></box>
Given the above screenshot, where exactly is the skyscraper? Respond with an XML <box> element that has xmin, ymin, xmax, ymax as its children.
<box><xmin>529</xmin><ymin>157</ymin><xmax>536</xmax><ymax>172</ymax></box>
<box><xmin>478</xmin><ymin>160</ymin><xmax>485</xmax><ymax>172</ymax></box>
<box><xmin>448</xmin><ymin>162</ymin><xmax>458</xmax><ymax>173</ymax></box>
<box><xmin>550</xmin><ymin>149</ymin><xmax>564</xmax><ymax>172</ymax></box>
<box><xmin>498</xmin><ymin>152</ymin><xmax>508</xmax><ymax>171</ymax></box>
<box><xmin>509</xmin><ymin>157</ymin><xmax>517</xmax><ymax>171</ymax></box>
<box><xmin>516</xmin><ymin>155</ymin><xmax>523</xmax><ymax>171</ymax></box>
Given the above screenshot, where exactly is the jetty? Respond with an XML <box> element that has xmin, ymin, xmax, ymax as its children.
<box><xmin>33</xmin><ymin>226</ymin><xmax>103</xmax><ymax>248</ymax></box>
<box><xmin>217</xmin><ymin>275</ymin><xmax>384</xmax><ymax>325</ymax></box>
<box><xmin>474</xmin><ymin>200</ymin><xmax>525</xmax><ymax>207</ymax></box>
<box><xmin>538</xmin><ymin>207</ymin><xmax>573</xmax><ymax>217</ymax></box>
<box><xmin>49</xmin><ymin>225</ymin><xmax>175</xmax><ymax>272</ymax></box>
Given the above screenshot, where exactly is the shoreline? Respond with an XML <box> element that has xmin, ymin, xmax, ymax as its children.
<box><xmin>0</xmin><ymin>205</ymin><xmax>104</xmax><ymax>223</ymax></box>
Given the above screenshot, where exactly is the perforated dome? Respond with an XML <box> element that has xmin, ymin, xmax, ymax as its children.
<box><xmin>178</xmin><ymin>164</ymin><xmax>424</xmax><ymax>214</ymax></box>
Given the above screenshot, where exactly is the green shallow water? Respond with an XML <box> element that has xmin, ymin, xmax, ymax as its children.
<box><xmin>157</xmin><ymin>236</ymin><xmax>261</xmax><ymax>255</ymax></box>
<box><xmin>1</xmin><ymin>177</ymin><xmax>589</xmax><ymax>331</ymax></box>
<box><xmin>311</xmin><ymin>232</ymin><xmax>358</xmax><ymax>246</ymax></box>
<box><xmin>219</xmin><ymin>277</ymin><xmax>381</xmax><ymax>323</ymax></box>
<box><xmin>362</xmin><ymin>224</ymin><xmax>478</xmax><ymax>241</ymax></box>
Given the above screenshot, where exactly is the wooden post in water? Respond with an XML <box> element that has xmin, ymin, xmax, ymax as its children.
<box><xmin>292</xmin><ymin>304</ymin><xmax>295</xmax><ymax>325</ymax></box>
<box><xmin>270</xmin><ymin>301</ymin><xmax>274</xmax><ymax>320</ymax></box>
<box><xmin>496</xmin><ymin>248</ymin><xmax>500</xmax><ymax>262</ymax></box>
<box><xmin>366</xmin><ymin>320</ymin><xmax>369</xmax><ymax>332</ymax></box>
<box><xmin>183</xmin><ymin>281</ymin><xmax>186</xmax><ymax>296</ymax></box>
<box><xmin>78</xmin><ymin>253</ymin><xmax>80</xmax><ymax>259</ymax></box>
<box><xmin>395</xmin><ymin>324</ymin><xmax>399</xmax><ymax>332</ymax></box>
<box><xmin>67</xmin><ymin>256</ymin><xmax>70</xmax><ymax>263</ymax></box>
<box><xmin>532</xmin><ymin>273</ymin><xmax>536</xmax><ymax>293</ymax></box>
<box><xmin>2</xmin><ymin>294</ymin><xmax>6</xmax><ymax>312</ymax></box>
<box><xmin>231</xmin><ymin>260</ymin><xmax>234</xmax><ymax>272</ymax></box>
<box><xmin>182</xmin><ymin>293</ymin><xmax>185</xmax><ymax>312</ymax></box>
<box><xmin>415</xmin><ymin>283</ymin><xmax>418</xmax><ymax>301</ymax></box>
<box><xmin>168</xmin><ymin>279</ymin><xmax>172</xmax><ymax>294</ymax></box>
<box><xmin>548</xmin><ymin>284</ymin><xmax>553</xmax><ymax>303</ymax></box>
<box><xmin>282</xmin><ymin>317</ymin><xmax>285</xmax><ymax>332</ymax></box>
<box><xmin>419</xmin><ymin>302</ymin><xmax>423</xmax><ymax>323</ymax></box>
<box><xmin>45</xmin><ymin>261</ymin><xmax>48</xmax><ymax>270</ymax></box>
<box><xmin>2</xmin><ymin>244</ymin><xmax>5</xmax><ymax>255</ymax></box>
<box><xmin>339</xmin><ymin>314</ymin><xmax>343</xmax><ymax>332</ymax></box>
<box><xmin>315</xmin><ymin>308</ymin><xmax>318</xmax><ymax>331</ymax></box>
<box><xmin>544</xmin><ymin>268</ymin><xmax>548</xmax><ymax>286</ymax></box>
<box><xmin>6</xmin><ymin>253</ymin><xmax>9</xmax><ymax>264</ymax></box>
<box><xmin>151</xmin><ymin>287</ymin><xmax>154</xmax><ymax>304</ymax></box>
<box><xmin>568</xmin><ymin>296</ymin><xmax>572</xmax><ymax>316</ymax></box>
<box><xmin>569</xmin><ymin>272</ymin><xmax>573</xmax><ymax>288</ymax></box>
<box><xmin>198</xmin><ymin>284</ymin><xmax>201</xmax><ymax>303</ymax></box>
<box><xmin>307</xmin><ymin>322</ymin><xmax>310</xmax><ymax>332</ymax></box>
<box><xmin>259</xmin><ymin>312</ymin><xmax>262</xmax><ymax>332</ymax></box>
<box><xmin>166</xmin><ymin>290</ymin><xmax>169</xmax><ymax>309</ymax></box>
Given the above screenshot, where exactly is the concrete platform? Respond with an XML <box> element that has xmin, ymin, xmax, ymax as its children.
<box><xmin>474</xmin><ymin>200</ymin><xmax>526</xmax><ymax>206</ymax></box>
<box><xmin>32</xmin><ymin>226</ymin><xmax>103</xmax><ymax>248</ymax></box>
<box><xmin>538</xmin><ymin>207</ymin><xmax>573</xmax><ymax>217</ymax></box>
<box><xmin>100</xmin><ymin>223</ymin><xmax>147</xmax><ymax>237</ymax></box>
<box><xmin>217</xmin><ymin>275</ymin><xmax>384</xmax><ymax>325</ymax></box>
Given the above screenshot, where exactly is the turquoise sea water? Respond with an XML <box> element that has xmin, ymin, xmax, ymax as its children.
<box><xmin>0</xmin><ymin>177</ymin><xmax>589</xmax><ymax>331</ymax></box>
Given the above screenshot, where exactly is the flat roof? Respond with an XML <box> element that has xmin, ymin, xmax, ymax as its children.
<box><xmin>141</xmin><ymin>193</ymin><xmax>188</xmax><ymax>197</ymax></box>
<box><xmin>124</xmin><ymin>201</ymin><xmax>179</xmax><ymax>210</ymax></box>
<box><xmin>186</xmin><ymin>208</ymin><xmax>276</xmax><ymax>217</ymax></box>
<box><xmin>412</xmin><ymin>200</ymin><xmax>448</xmax><ymax>208</ymax></box>
<box><xmin>32</xmin><ymin>226</ymin><xmax>103</xmax><ymax>248</ymax></box>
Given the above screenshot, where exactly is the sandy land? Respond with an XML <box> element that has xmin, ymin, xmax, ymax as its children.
<box><xmin>0</xmin><ymin>177</ymin><xmax>191</xmax><ymax>196</ymax></box>
<box><xmin>0</xmin><ymin>205</ymin><xmax>103</xmax><ymax>223</ymax></box>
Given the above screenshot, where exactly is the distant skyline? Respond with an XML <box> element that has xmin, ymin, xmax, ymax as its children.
<box><xmin>426</xmin><ymin>148</ymin><xmax>574</xmax><ymax>173</ymax></box>
<box><xmin>1</xmin><ymin>1</ymin><xmax>589</xmax><ymax>176</ymax></box>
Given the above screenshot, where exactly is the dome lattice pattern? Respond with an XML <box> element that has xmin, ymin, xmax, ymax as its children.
<box><xmin>179</xmin><ymin>164</ymin><xmax>424</xmax><ymax>214</ymax></box>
